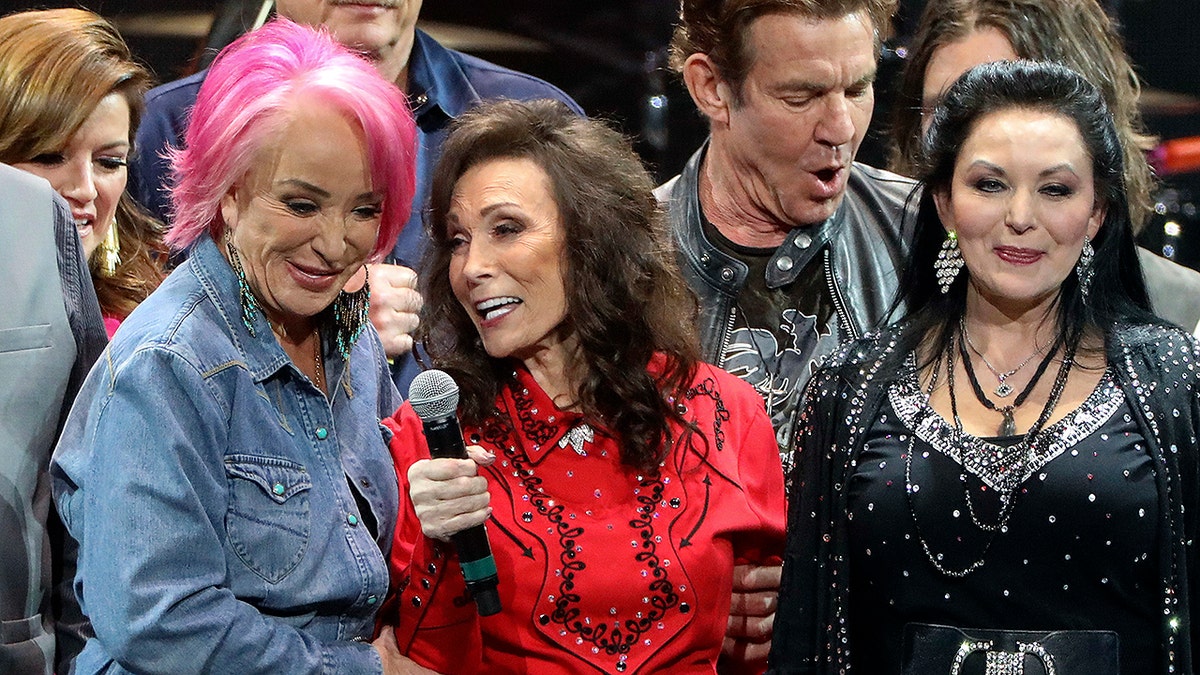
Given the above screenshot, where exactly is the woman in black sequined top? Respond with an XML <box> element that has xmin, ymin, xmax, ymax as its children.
<box><xmin>768</xmin><ymin>60</ymin><xmax>1200</xmax><ymax>674</ymax></box>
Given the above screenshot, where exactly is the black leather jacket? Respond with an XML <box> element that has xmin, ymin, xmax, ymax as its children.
<box><xmin>656</xmin><ymin>145</ymin><xmax>917</xmax><ymax>431</ymax></box>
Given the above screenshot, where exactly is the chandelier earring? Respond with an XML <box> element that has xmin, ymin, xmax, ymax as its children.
<box><xmin>225</xmin><ymin>236</ymin><xmax>262</xmax><ymax>336</ymax></box>
<box><xmin>935</xmin><ymin>230</ymin><xmax>965</xmax><ymax>294</ymax></box>
<box><xmin>99</xmin><ymin>218</ymin><xmax>121</xmax><ymax>276</ymax></box>
<box><xmin>1076</xmin><ymin>236</ymin><xmax>1095</xmax><ymax>302</ymax></box>
<box><xmin>332</xmin><ymin>265</ymin><xmax>370</xmax><ymax>358</ymax></box>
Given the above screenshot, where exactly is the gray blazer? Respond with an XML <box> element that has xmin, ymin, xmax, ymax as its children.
<box><xmin>0</xmin><ymin>164</ymin><xmax>105</xmax><ymax>674</ymax></box>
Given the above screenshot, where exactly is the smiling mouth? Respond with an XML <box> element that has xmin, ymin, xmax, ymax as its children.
<box><xmin>330</xmin><ymin>1</ymin><xmax>401</xmax><ymax>7</ymax></box>
<box><xmin>994</xmin><ymin>247</ymin><xmax>1043</xmax><ymax>264</ymax></box>
<box><xmin>475</xmin><ymin>296</ymin><xmax>522</xmax><ymax>322</ymax></box>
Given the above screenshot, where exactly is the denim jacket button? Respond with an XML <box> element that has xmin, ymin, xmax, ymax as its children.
<box><xmin>315</xmin><ymin>427</ymin><xmax>328</xmax><ymax>440</ymax></box>
<box><xmin>272</xmin><ymin>483</ymin><xmax>285</xmax><ymax>496</ymax></box>
<box><xmin>347</xmin><ymin>513</ymin><xmax>359</xmax><ymax>526</ymax></box>
<box><xmin>366</xmin><ymin>595</ymin><xmax>378</xmax><ymax>605</ymax></box>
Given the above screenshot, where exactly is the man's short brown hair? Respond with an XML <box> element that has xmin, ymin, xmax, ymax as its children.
<box><xmin>669</xmin><ymin>0</ymin><xmax>898</xmax><ymax>91</ymax></box>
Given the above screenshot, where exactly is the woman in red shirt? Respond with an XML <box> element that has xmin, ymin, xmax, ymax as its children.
<box><xmin>384</xmin><ymin>99</ymin><xmax>786</xmax><ymax>674</ymax></box>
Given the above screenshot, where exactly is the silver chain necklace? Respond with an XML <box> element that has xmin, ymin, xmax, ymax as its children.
<box><xmin>960</xmin><ymin>317</ymin><xmax>1047</xmax><ymax>398</ymax></box>
<box><xmin>903</xmin><ymin>331</ymin><xmax>1074</xmax><ymax>577</ymax></box>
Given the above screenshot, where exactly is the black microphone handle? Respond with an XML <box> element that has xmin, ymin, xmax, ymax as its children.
<box><xmin>421</xmin><ymin>413</ymin><xmax>502</xmax><ymax>616</ymax></box>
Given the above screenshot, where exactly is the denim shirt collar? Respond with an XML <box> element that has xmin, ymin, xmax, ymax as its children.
<box><xmin>406</xmin><ymin>29</ymin><xmax>482</xmax><ymax>123</ymax></box>
<box><xmin>188</xmin><ymin>234</ymin><xmax>348</xmax><ymax>386</ymax></box>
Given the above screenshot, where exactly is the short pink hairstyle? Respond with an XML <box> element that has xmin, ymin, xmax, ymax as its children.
<box><xmin>166</xmin><ymin>19</ymin><xmax>417</xmax><ymax>260</ymax></box>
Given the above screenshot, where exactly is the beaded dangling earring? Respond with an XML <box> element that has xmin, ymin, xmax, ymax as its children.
<box><xmin>332</xmin><ymin>265</ymin><xmax>370</xmax><ymax>358</ymax></box>
<box><xmin>1076</xmin><ymin>236</ymin><xmax>1095</xmax><ymax>302</ymax></box>
<box><xmin>935</xmin><ymin>230</ymin><xmax>965</xmax><ymax>294</ymax></box>
<box><xmin>226</xmin><ymin>237</ymin><xmax>261</xmax><ymax>335</ymax></box>
<box><xmin>99</xmin><ymin>218</ymin><xmax>121</xmax><ymax>276</ymax></box>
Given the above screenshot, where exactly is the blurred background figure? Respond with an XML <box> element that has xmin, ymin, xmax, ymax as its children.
<box><xmin>0</xmin><ymin>163</ymin><xmax>106</xmax><ymax>675</ymax></box>
<box><xmin>888</xmin><ymin>0</ymin><xmax>1200</xmax><ymax>333</ymax></box>
<box><xmin>386</xmin><ymin>99</ymin><xmax>786</xmax><ymax>674</ymax></box>
<box><xmin>0</xmin><ymin>8</ymin><xmax>165</xmax><ymax>338</ymax></box>
<box><xmin>51</xmin><ymin>21</ymin><xmax>430</xmax><ymax>673</ymax></box>
<box><xmin>771</xmin><ymin>60</ymin><xmax>1199</xmax><ymax>674</ymax></box>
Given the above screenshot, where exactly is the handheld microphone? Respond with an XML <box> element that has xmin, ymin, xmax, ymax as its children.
<box><xmin>408</xmin><ymin>369</ymin><xmax>502</xmax><ymax>616</ymax></box>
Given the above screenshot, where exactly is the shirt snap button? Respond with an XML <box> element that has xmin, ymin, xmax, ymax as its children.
<box><xmin>272</xmin><ymin>483</ymin><xmax>285</xmax><ymax>496</ymax></box>
<box><xmin>775</xmin><ymin>256</ymin><xmax>794</xmax><ymax>271</ymax></box>
<box><xmin>315</xmin><ymin>427</ymin><xmax>328</xmax><ymax>440</ymax></box>
<box><xmin>347</xmin><ymin>514</ymin><xmax>359</xmax><ymax>526</ymax></box>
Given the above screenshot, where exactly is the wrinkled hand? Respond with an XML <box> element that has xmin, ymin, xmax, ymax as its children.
<box><xmin>365</xmin><ymin>263</ymin><xmax>422</xmax><ymax>358</ymax></box>
<box><xmin>408</xmin><ymin>445</ymin><xmax>496</xmax><ymax>541</ymax></box>
<box><xmin>373</xmin><ymin>626</ymin><xmax>443</xmax><ymax>674</ymax></box>
<box><xmin>722</xmin><ymin>562</ymin><xmax>782</xmax><ymax>667</ymax></box>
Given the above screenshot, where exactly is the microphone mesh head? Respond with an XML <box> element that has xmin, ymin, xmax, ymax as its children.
<box><xmin>408</xmin><ymin>369</ymin><xmax>460</xmax><ymax>421</ymax></box>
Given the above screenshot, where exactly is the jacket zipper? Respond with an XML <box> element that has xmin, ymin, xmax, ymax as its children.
<box><xmin>716</xmin><ymin>304</ymin><xmax>739</xmax><ymax>367</ymax></box>
<box><xmin>824</xmin><ymin>248</ymin><xmax>859</xmax><ymax>341</ymax></box>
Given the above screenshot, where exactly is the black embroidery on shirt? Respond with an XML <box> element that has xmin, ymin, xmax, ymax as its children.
<box><xmin>684</xmin><ymin>377</ymin><xmax>729</xmax><ymax>458</ymax></box>
<box><xmin>511</xmin><ymin>384</ymin><xmax>559</xmax><ymax>446</ymax></box>
<box><xmin>497</xmin><ymin>385</ymin><xmax>680</xmax><ymax>657</ymax></box>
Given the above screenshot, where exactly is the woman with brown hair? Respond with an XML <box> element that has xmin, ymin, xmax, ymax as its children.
<box><xmin>384</xmin><ymin>99</ymin><xmax>787</xmax><ymax>674</ymax></box>
<box><xmin>0</xmin><ymin>8</ymin><xmax>163</xmax><ymax>336</ymax></box>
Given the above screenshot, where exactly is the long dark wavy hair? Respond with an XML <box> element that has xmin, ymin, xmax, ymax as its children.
<box><xmin>420</xmin><ymin>99</ymin><xmax>701</xmax><ymax>473</ymax></box>
<box><xmin>891</xmin><ymin>60</ymin><xmax>1159</xmax><ymax>375</ymax></box>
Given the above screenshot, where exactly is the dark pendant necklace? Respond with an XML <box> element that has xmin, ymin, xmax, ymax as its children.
<box><xmin>960</xmin><ymin>318</ymin><xmax>1047</xmax><ymax>398</ymax></box>
<box><xmin>957</xmin><ymin>328</ymin><xmax>1061</xmax><ymax>436</ymax></box>
<box><xmin>903</xmin><ymin>330</ymin><xmax>1076</xmax><ymax>577</ymax></box>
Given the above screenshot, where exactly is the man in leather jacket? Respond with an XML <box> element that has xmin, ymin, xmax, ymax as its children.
<box><xmin>658</xmin><ymin>0</ymin><xmax>916</xmax><ymax>460</ymax></box>
<box><xmin>657</xmin><ymin>2</ymin><xmax>913</xmax><ymax>663</ymax></box>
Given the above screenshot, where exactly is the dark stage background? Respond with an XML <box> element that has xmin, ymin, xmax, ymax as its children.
<box><xmin>6</xmin><ymin>0</ymin><xmax>1199</xmax><ymax>268</ymax></box>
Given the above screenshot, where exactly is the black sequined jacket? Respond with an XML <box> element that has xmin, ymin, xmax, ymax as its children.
<box><xmin>767</xmin><ymin>321</ymin><xmax>1200</xmax><ymax>674</ymax></box>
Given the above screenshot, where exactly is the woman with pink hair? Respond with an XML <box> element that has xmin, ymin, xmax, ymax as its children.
<box><xmin>52</xmin><ymin>20</ymin><xmax>426</xmax><ymax>674</ymax></box>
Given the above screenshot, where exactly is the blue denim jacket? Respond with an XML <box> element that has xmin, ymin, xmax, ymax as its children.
<box><xmin>51</xmin><ymin>235</ymin><xmax>402</xmax><ymax>674</ymax></box>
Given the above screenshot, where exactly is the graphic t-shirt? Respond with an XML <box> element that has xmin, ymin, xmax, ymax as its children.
<box><xmin>702</xmin><ymin>217</ymin><xmax>840</xmax><ymax>453</ymax></box>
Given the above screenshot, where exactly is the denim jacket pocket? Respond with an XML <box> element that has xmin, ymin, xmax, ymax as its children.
<box><xmin>224</xmin><ymin>454</ymin><xmax>313</xmax><ymax>583</ymax></box>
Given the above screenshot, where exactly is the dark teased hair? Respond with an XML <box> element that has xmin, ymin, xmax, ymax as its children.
<box><xmin>888</xmin><ymin>0</ymin><xmax>1157</xmax><ymax>232</ymax></box>
<box><xmin>892</xmin><ymin>60</ymin><xmax>1158</xmax><ymax>373</ymax></box>
<box><xmin>668</xmin><ymin>0</ymin><xmax>898</xmax><ymax>96</ymax></box>
<box><xmin>420</xmin><ymin>99</ymin><xmax>701</xmax><ymax>473</ymax></box>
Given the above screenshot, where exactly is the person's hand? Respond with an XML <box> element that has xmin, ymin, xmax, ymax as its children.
<box><xmin>407</xmin><ymin>446</ymin><xmax>495</xmax><ymax>541</ymax></box>
<box><xmin>373</xmin><ymin>627</ymin><xmax>443</xmax><ymax>674</ymax></box>
<box><xmin>365</xmin><ymin>263</ymin><xmax>422</xmax><ymax>358</ymax></box>
<box><xmin>721</xmin><ymin>562</ymin><xmax>782</xmax><ymax>667</ymax></box>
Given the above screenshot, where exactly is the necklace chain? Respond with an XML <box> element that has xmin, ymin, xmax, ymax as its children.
<box><xmin>904</xmin><ymin>329</ymin><xmax>1075</xmax><ymax>577</ymax></box>
<box><xmin>312</xmin><ymin>334</ymin><xmax>325</xmax><ymax>392</ymax></box>
<box><xmin>958</xmin><ymin>326</ymin><xmax>1061</xmax><ymax>436</ymax></box>
<box><xmin>960</xmin><ymin>318</ymin><xmax>1047</xmax><ymax>397</ymax></box>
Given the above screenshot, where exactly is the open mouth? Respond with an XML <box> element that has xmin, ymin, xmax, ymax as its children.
<box><xmin>475</xmin><ymin>296</ymin><xmax>522</xmax><ymax>322</ymax></box>
<box><xmin>814</xmin><ymin>167</ymin><xmax>839</xmax><ymax>183</ymax></box>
